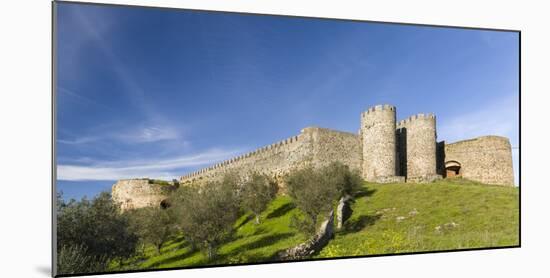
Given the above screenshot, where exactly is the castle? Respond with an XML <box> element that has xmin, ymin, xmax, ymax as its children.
<box><xmin>112</xmin><ymin>104</ymin><xmax>514</xmax><ymax>211</ymax></box>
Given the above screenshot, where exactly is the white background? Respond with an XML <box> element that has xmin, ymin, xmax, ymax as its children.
<box><xmin>1</xmin><ymin>0</ymin><xmax>548</xmax><ymax>277</ymax></box>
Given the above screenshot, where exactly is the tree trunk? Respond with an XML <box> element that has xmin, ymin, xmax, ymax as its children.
<box><xmin>156</xmin><ymin>241</ymin><xmax>164</xmax><ymax>254</ymax></box>
<box><xmin>311</xmin><ymin>214</ymin><xmax>318</xmax><ymax>235</ymax></box>
<box><xmin>206</xmin><ymin>243</ymin><xmax>214</xmax><ymax>260</ymax></box>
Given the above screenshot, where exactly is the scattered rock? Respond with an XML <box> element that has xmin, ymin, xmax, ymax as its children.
<box><xmin>408</xmin><ymin>209</ymin><xmax>418</xmax><ymax>216</ymax></box>
<box><xmin>435</xmin><ymin>222</ymin><xmax>459</xmax><ymax>233</ymax></box>
<box><xmin>444</xmin><ymin>222</ymin><xmax>459</xmax><ymax>229</ymax></box>
<box><xmin>376</xmin><ymin>207</ymin><xmax>397</xmax><ymax>215</ymax></box>
<box><xmin>396</xmin><ymin>216</ymin><xmax>406</xmax><ymax>222</ymax></box>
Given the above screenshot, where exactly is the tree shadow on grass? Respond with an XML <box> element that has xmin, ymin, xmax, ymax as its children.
<box><xmin>340</xmin><ymin>214</ymin><xmax>381</xmax><ymax>235</ymax></box>
<box><xmin>252</xmin><ymin>226</ymin><xmax>268</xmax><ymax>236</ymax></box>
<box><xmin>164</xmin><ymin>235</ymin><xmax>187</xmax><ymax>249</ymax></box>
<box><xmin>218</xmin><ymin>232</ymin><xmax>295</xmax><ymax>263</ymax></box>
<box><xmin>354</xmin><ymin>188</ymin><xmax>377</xmax><ymax>199</ymax></box>
<box><xmin>266</xmin><ymin>203</ymin><xmax>296</xmax><ymax>219</ymax></box>
<box><xmin>169</xmin><ymin>235</ymin><xmax>186</xmax><ymax>244</ymax></box>
<box><xmin>147</xmin><ymin>248</ymin><xmax>198</xmax><ymax>268</ymax></box>
<box><xmin>235</xmin><ymin>214</ymin><xmax>254</xmax><ymax>230</ymax></box>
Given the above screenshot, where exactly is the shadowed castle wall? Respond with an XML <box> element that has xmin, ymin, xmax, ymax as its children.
<box><xmin>179</xmin><ymin>127</ymin><xmax>361</xmax><ymax>186</ymax></box>
<box><xmin>396</xmin><ymin>113</ymin><xmax>438</xmax><ymax>181</ymax></box>
<box><xmin>444</xmin><ymin>136</ymin><xmax>514</xmax><ymax>186</ymax></box>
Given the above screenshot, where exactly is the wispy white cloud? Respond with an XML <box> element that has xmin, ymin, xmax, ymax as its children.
<box><xmin>438</xmin><ymin>93</ymin><xmax>519</xmax><ymax>146</ymax></box>
<box><xmin>72</xmin><ymin>8</ymin><xmax>155</xmax><ymax>118</ymax></box>
<box><xmin>57</xmin><ymin>148</ymin><xmax>243</xmax><ymax>181</ymax></box>
<box><xmin>113</xmin><ymin>126</ymin><xmax>180</xmax><ymax>144</ymax></box>
<box><xmin>57</xmin><ymin>136</ymin><xmax>101</xmax><ymax>145</ymax></box>
<box><xmin>58</xmin><ymin>124</ymin><xmax>184</xmax><ymax>146</ymax></box>
<box><xmin>438</xmin><ymin>93</ymin><xmax>520</xmax><ymax>185</ymax></box>
<box><xmin>58</xmin><ymin>9</ymin><xmax>187</xmax><ymax>148</ymax></box>
<box><xmin>57</xmin><ymin>86</ymin><xmax>115</xmax><ymax>112</ymax></box>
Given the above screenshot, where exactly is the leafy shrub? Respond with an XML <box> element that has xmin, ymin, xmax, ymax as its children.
<box><xmin>148</xmin><ymin>179</ymin><xmax>172</xmax><ymax>186</ymax></box>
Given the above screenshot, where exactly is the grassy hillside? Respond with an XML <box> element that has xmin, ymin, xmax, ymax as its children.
<box><xmin>317</xmin><ymin>178</ymin><xmax>519</xmax><ymax>258</ymax></box>
<box><xmin>118</xmin><ymin>178</ymin><xmax>518</xmax><ymax>270</ymax></box>
<box><xmin>119</xmin><ymin>196</ymin><xmax>306</xmax><ymax>270</ymax></box>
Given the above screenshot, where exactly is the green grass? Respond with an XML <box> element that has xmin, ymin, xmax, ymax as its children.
<box><xmin>316</xmin><ymin>178</ymin><xmax>519</xmax><ymax>258</ymax></box>
<box><xmin>116</xmin><ymin>178</ymin><xmax>518</xmax><ymax>270</ymax></box>
<box><xmin>148</xmin><ymin>179</ymin><xmax>172</xmax><ymax>186</ymax></box>
<box><xmin>118</xmin><ymin>195</ymin><xmax>307</xmax><ymax>270</ymax></box>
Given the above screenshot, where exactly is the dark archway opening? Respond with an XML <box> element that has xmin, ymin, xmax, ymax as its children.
<box><xmin>444</xmin><ymin>161</ymin><xmax>461</xmax><ymax>178</ymax></box>
<box><xmin>160</xmin><ymin>199</ymin><xmax>171</xmax><ymax>209</ymax></box>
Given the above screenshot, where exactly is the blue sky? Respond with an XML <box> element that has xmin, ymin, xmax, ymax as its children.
<box><xmin>55</xmin><ymin>3</ymin><xmax>519</xmax><ymax>200</ymax></box>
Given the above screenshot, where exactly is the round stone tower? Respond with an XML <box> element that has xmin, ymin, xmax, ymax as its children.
<box><xmin>360</xmin><ymin>104</ymin><xmax>397</xmax><ymax>181</ymax></box>
<box><xmin>396</xmin><ymin>113</ymin><xmax>438</xmax><ymax>181</ymax></box>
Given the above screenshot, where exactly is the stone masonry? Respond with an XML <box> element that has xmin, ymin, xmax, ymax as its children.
<box><xmin>113</xmin><ymin>104</ymin><xmax>515</xmax><ymax>210</ymax></box>
<box><xmin>177</xmin><ymin>104</ymin><xmax>513</xmax><ymax>186</ymax></box>
<box><xmin>112</xmin><ymin>179</ymin><xmax>178</xmax><ymax>212</ymax></box>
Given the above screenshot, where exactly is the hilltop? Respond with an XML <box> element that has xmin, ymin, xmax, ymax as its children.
<box><xmin>116</xmin><ymin>178</ymin><xmax>518</xmax><ymax>270</ymax></box>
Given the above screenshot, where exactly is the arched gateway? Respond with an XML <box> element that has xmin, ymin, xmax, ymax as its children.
<box><xmin>445</xmin><ymin>161</ymin><xmax>461</xmax><ymax>178</ymax></box>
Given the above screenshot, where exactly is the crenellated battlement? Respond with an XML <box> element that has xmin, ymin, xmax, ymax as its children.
<box><xmin>360</xmin><ymin>104</ymin><xmax>397</xmax><ymax>181</ymax></box>
<box><xmin>361</xmin><ymin>104</ymin><xmax>396</xmax><ymax>117</ymax></box>
<box><xmin>179</xmin><ymin>127</ymin><xmax>360</xmax><ymax>183</ymax></box>
<box><xmin>396</xmin><ymin>112</ymin><xmax>437</xmax><ymax>179</ymax></box>
<box><xmin>116</xmin><ymin>103</ymin><xmax>515</xmax><ymax>212</ymax></box>
<box><xmin>396</xmin><ymin>113</ymin><xmax>436</xmax><ymax>128</ymax></box>
<box><xmin>180</xmin><ymin>133</ymin><xmax>302</xmax><ymax>181</ymax></box>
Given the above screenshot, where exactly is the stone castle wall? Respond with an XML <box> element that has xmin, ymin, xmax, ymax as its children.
<box><xmin>308</xmin><ymin>127</ymin><xmax>362</xmax><ymax>171</ymax></box>
<box><xmin>180</xmin><ymin>127</ymin><xmax>361</xmax><ymax>186</ymax></box>
<box><xmin>360</xmin><ymin>104</ymin><xmax>397</xmax><ymax>181</ymax></box>
<box><xmin>444</xmin><ymin>136</ymin><xmax>514</xmax><ymax>186</ymax></box>
<box><xmin>112</xmin><ymin>179</ymin><xmax>178</xmax><ymax>211</ymax></box>
<box><xmin>114</xmin><ymin>104</ymin><xmax>515</xmax><ymax>211</ymax></box>
<box><xmin>396</xmin><ymin>113</ymin><xmax>438</xmax><ymax>180</ymax></box>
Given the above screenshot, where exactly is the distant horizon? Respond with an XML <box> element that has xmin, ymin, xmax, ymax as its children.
<box><xmin>55</xmin><ymin>2</ymin><xmax>519</xmax><ymax>200</ymax></box>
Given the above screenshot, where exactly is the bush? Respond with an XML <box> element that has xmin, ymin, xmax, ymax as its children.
<box><xmin>241</xmin><ymin>172</ymin><xmax>278</xmax><ymax>224</ymax></box>
<box><xmin>148</xmin><ymin>179</ymin><xmax>172</xmax><ymax>186</ymax></box>
<box><xmin>56</xmin><ymin>192</ymin><xmax>139</xmax><ymax>274</ymax></box>
<box><xmin>172</xmin><ymin>173</ymin><xmax>242</xmax><ymax>259</ymax></box>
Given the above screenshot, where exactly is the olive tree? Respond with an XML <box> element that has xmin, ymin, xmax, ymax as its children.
<box><xmin>322</xmin><ymin>161</ymin><xmax>363</xmax><ymax>199</ymax></box>
<box><xmin>173</xmin><ymin>173</ymin><xmax>242</xmax><ymax>259</ymax></box>
<box><xmin>321</xmin><ymin>162</ymin><xmax>363</xmax><ymax>229</ymax></box>
<box><xmin>285</xmin><ymin>162</ymin><xmax>363</xmax><ymax>235</ymax></box>
<box><xmin>241</xmin><ymin>172</ymin><xmax>278</xmax><ymax>224</ymax></box>
<box><xmin>56</xmin><ymin>192</ymin><xmax>139</xmax><ymax>274</ymax></box>
<box><xmin>57</xmin><ymin>244</ymin><xmax>106</xmax><ymax>275</ymax></box>
<box><xmin>127</xmin><ymin>206</ymin><xmax>178</xmax><ymax>254</ymax></box>
<box><xmin>285</xmin><ymin>166</ymin><xmax>339</xmax><ymax>235</ymax></box>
